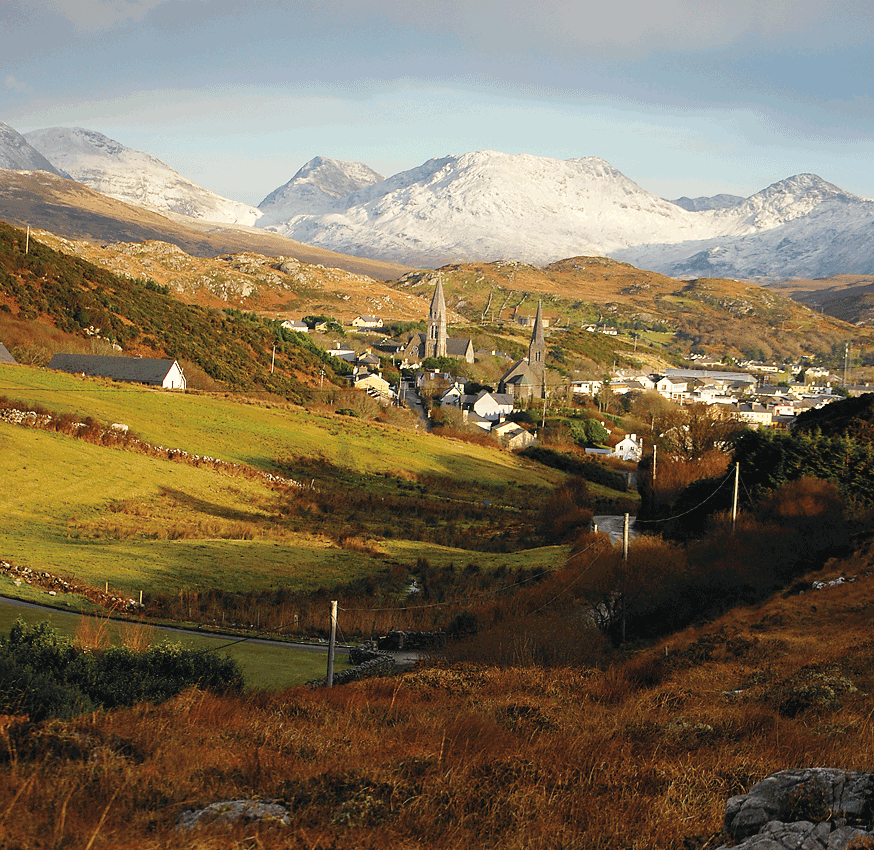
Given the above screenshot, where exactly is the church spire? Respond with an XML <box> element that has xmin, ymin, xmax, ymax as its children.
<box><xmin>528</xmin><ymin>300</ymin><xmax>546</xmax><ymax>394</ymax></box>
<box><xmin>426</xmin><ymin>276</ymin><xmax>447</xmax><ymax>358</ymax></box>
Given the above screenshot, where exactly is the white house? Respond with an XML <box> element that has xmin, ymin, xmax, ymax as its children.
<box><xmin>281</xmin><ymin>320</ymin><xmax>309</xmax><ymax>333</ymax></box>
<box><xmin>462</xmin><ymin>390</ymin><xmax>515</xmax><ymax>422</ymax></box>
<box><xmin>439</xmin><ymin>382</ymin><xmax>467</xmax><ymax>407</ymax></box>
<box><xmin>732</xmin><ymin>403</ymin><xmax>773</xmax><ymax>427</ymax></box>
<box><xmin>492</xmin><ymin>420</ymin><xmax>537</xmax><ymax>450</ymax></box>
<box><xmin>655</xmin><ymin>376</ymin><xmax>688</xmax><ymax>401</ymax></box>
<box><xmin>571</xmin><ymin>380</ymin><xmax>603</xmax><ymax>398</ymax></box>
<box><xmin>612</xmin><ymin>433</ymin><xmax>644</xmax><ymax>463</ymax></box>
<box><xmin>48</xmin><ymin>354</ymin><xmax>186</xmax><ymax>390</ymax></box>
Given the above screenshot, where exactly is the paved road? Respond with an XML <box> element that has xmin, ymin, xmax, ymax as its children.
<box><xmin>0</xmin><ymin>595</ymin><xmax>422</xmax><ymax>667</ymax></box>
<box><xmin>399</xmin><ymin>380</ymin><xmax>430</xmax><ymax>431</ymax></box>
<box><xmin>592</xmin><ymin>514</ymin><xmax>639</xmax><ymax>545</ymax></box>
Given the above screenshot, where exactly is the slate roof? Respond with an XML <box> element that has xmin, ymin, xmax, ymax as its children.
<box><xmin>0</xmin><ymin>342</ymin><xmax>17</xmax><ymax>365</ymax></box>
<box><xmin>49</xmin><ymin>354</ymin><xmax>179</xmax><ymax>385</ymax></box>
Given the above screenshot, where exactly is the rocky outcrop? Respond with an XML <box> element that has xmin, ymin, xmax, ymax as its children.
<box><xmin>718</xmin><ymin>768</ymin><xmax>874</xmax><ymax>849</ymax></box>
<box><xmin>177</xmin><ymin>799</ymin><xmax>290</xmax><ymax>831</ymax></box>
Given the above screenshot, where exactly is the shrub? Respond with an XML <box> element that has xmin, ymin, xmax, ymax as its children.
<box><xmin>0</xmin><ymin>620</ymin><xmax>243</xmax><ymax>720</ymax></box>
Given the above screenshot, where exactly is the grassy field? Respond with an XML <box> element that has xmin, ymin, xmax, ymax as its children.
<box><xmin>0</xmin><ymin>599</ymin><xmax>348</xmax><ymax>689</ymax></box>
<box><xmin>0</xmin><ymin>364</ymin><xmax>560</xmax><ymax>485</ymax></box>
<box><xmin>0</xmin><ymin>365</ymin><xmax>577</xmax><ymax>627</ymax></box>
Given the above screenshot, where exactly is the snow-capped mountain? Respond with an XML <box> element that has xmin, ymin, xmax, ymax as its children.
<box><xmin>705</xmin><ymin>174</ymin><xmax>861</xmax><ymax>236</ymax></box>
<box><xmin>24</xmin><ymin>127</ymin><xmax>262</xmax><ymax>226</ymax></box>
<box><xmin>258</xmin><ymin>156</ymin><xmax>384</xmax><ymax>221</ymax></box>
<box><xmin>670</xmin><ymin>194</ymin><xmax>744</xmax><ymax>212</ymax></box>
<box><xmin>615</xmin><ymin>194</ymin><xmax>874</xmax><ymax>280</ymax></box>
<box><xmin>259</xmin><ymin>153</ymin><xmax>874</xmax><ymax>277</ymax></box>
<box><xmin>0</xmin><ymin>122</ymin><xmax>67</xmax><ymax>176</ymax></box>
<box><xmin>262</xmin><ymin>151</ymin><xmax>717</xmax><ymax>267</ymax></box>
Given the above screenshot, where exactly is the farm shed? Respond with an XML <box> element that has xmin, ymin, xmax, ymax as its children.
<box><xmin>49</xmin><ymin>354</ymin><xmax>187</xmax><ymax>389</ymax></box>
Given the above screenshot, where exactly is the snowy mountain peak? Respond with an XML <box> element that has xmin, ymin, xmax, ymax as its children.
<box><xmin>711</xmin><ymin>172</ymin><xmax>861</xmax><ymax>234</ymax></box>
<box><xmin>670</xmin><ymin>194</ymin><xmax>745</xmax><ymax>212</ymax></box>
<box><xmin>0</xmin><ymin>122</ymin><xmax>67</xmax><ymax>176</ymax></box>
<box><xmin>264</xmin><ymin>150</ymin><xmax>713</xmax><ymax>267</ymax></box>
<box><xmin>24</xmin><ymin>126</ymin><xmax>262</xmax><ymax>226</ymax></box>
<box><xmin>258</xmin><ymin>156</ymin><xmax>384</xmax><ymax>220</ymax></box>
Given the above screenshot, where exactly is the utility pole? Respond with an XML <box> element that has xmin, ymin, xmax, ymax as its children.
<box><xmin>271</xmin><ymin>345</ymin><xmax>276</xmax><ymax>374</ymax></box>
<box><xmin>25</xmin><ymin>225</ymin><xmax>29</xmax><ymax>255</ymax></box>
<box><xmin>326</xmin><ymin>601</ymin><xmax>338</xmax><ymax>687</ymax></box>
<box><xmin>731</xmin><ymin>462</ymin><xmax>740</xmax><ymax>535</ymax></box>
<box><xmin>652</xmin><ymin>444</ymin><xmax>657</xmax><ymax>483</ymax></box>
<box><xmin>621</xmin><ymin>513</ymin><xmax>629</xmax><ymax>645</ymax></box>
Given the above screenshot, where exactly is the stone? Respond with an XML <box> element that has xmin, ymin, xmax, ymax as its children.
<box><xmin>177</xmin><ymin>799</ymin><xmax>291</xmax><ymax>831</ymax></box>
<box><xmin>716</xmin><ymin>769</ymin><xmax>874</xmax><ymax>850</ymax></box>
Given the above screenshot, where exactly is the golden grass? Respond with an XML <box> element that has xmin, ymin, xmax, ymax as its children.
<box><xmin>2</xmin><ymin>556</ymin><xmax>873</xmax><ymax>849</ymax></box>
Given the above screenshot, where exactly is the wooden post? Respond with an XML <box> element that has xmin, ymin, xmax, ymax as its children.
<box><xmin>621</xmin><ymin>513</ymin><xmax>629</xmax><ymax>644</ymax></box>
<box><xmin>25</xmin><ymin>225</ymin><xmax>30</xmax><ymax>255</ymax></box>
<box><xmin>326</xmin><ymin>601</ymin><xmax>338</xmax><ymax>687</ymax></box>
<box><xmin>731</xmin><ymin>462</ymin><xmax>739</xmax><ymax>535</ymax></box>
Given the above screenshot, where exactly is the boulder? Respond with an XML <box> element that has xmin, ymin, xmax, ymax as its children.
<box><xmin>177</xmin><ymin>799</ymin><xmax>290</xmax><ymax>831</ymax></box>
<box><xmin>718</xmin><ymin>768</ymin><xmax>874</xmax><ymax>850</ymax></box>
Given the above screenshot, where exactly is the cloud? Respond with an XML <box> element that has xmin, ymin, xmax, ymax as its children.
<box><xmin>4</xmin><ymin>75</ymin><xmax>32</xmax><ymax>95</ymax></box>
<box><xmin>42</xmin><ymin>0</ymin><xmax>197</xmax><ymax>32</ymax></box>
<box><xmin>313</xmin><ymin>0</ymin><xmax>871</xmax><ymax>55</ymax></box>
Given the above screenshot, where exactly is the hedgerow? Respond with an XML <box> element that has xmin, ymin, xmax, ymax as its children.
<box><xmin>0</xmin><ymin>620</ymin><xmax>243</xmax><ymax>721</ymax></box>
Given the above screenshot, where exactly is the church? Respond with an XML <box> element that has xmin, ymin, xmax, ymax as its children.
<box><xmin>498</xmin><ymin>301</ymin><xmax>547</xmax><ymax>401</ymax></box>
<box><xmin>402</xmin><ymin>277</ymin><xmax>475</xmax><ymax>364</ymax></box>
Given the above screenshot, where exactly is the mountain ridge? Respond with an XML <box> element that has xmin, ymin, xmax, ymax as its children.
<box><xmin>24</xmin><ymin>127</ymin><xmax>263</xmax><ymax>226</ymax></box>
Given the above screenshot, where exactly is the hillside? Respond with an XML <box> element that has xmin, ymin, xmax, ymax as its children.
<box><xmin>395</xmin><ymin>257</ymin><xmax>866</xmax><ymax>364</ymax></box>
<box><xmin>0</xmin><ymin>362</ymin><xmax>566</xmax><ymax>631</ymax></box>
<box><xmin>3</xmin><ymin>533</ymin><xmax>874</xmax><ymax>847</ymax></box>
<box><xmin>26</xmin><ymin>228</ymin><xmax>437</xmax><ymax>325</ymax></box>
<box><xmin>0</xmin><ymin>169</ymin><xmax>412</xmax><ymax>280</ymax></box>
<box><xmin>0</xmin><ymin>221</ymin><xmax>347</xmax><ymax>398</ymax></box>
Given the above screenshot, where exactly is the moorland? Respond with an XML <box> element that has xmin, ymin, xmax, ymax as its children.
<box><xmin>3</xmin><ymin>218</ymin><xmax>874</xmax><ymax>848</ymax></box>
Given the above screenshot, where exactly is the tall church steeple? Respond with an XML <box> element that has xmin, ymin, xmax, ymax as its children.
<box><xmin>426</xmin><ymin>277</ymin><xmax>447</xmax><ymax>358</ymax></box>
<box><xmin>528</xmin><ymin>300</ymin><xmax>546</xmax><ymax>394</ymax></box>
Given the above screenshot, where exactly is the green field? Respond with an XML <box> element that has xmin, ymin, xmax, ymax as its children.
<box><xmin>0</xmin><ymin>600</ymin><xmax>349</xmax><ymax>689</ymax></box>
<box><xmin>0</xmin><ymin>365</ymin><xmax>559</xmax><ymax>484</ymax></box>
<box><xmin>0</xmin><ymin>366</ymin><xmax>570</xmax><ymax>608</ymax></box>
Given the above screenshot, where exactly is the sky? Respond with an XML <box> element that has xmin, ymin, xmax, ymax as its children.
<box><xmin>2</xmin><ymin>0</ymin><xmax>874</xmax><ymax>206</ymax></box>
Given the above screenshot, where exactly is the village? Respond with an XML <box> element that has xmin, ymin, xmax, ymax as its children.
<box><xmin>4</xmin><ymin>270</ymin><xmax>867</xmax><ymax>472</ymax></box>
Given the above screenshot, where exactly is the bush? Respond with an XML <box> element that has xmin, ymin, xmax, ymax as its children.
<box><xmin>0</xmin><ymin>620</ymin><xmax>243</xmax><ymax>720</ymax></box>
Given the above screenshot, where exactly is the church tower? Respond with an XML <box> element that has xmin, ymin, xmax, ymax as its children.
<box><xmin>425</xmin><ymin>277</ymin><xmax>447</xmax><ymax>358</ymax></box>
<box><xmin>528</xmin><ymin>300</ymin><xmax>546</xmax><ymax>396</ymax></box>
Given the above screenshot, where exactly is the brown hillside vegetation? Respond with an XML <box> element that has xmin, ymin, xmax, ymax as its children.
<box><xmin>28</xmin><ymin>229</ymin><xmax>438</xmax><ymax>324</ymax></box>
<box><xmin>0</xmin><ymin>169</ymin><xmax>412</xmax><ymax>279</ymax></box>
<box><xmin>395</xmin><ymin>258</ymin><xmax>868</xmax><ymax>362</ymax></box>
<box><xmin>3</xmin><ymin>551</ymin><xmax>874</xmax><ymax>849</ymax></box>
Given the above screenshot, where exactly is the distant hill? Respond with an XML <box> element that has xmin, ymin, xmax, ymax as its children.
<box><xmin>0</xmin><ymin>221</ymin><xmax>348</xmax><ymax>399</ymax></box>
<box><xmin>794</xmin><ymin>392</ymin><xmax>874</xmax><ymax>441</ymax></box>
<box><xmin>258</xmin><ymin>156</ymin><xmax>384</xmax><ymax>221</ymax></box>
<box><xmin>394</xmin><ymin>256</ymin><xmax>865</xmax><ymax>363</ymax></box>
<box><xmin>0</xmin><ymin>168</ymin><xmax>412</xmax><ymax>280</ymax></box>
<box><xmin>25</xmin><ymin>127</ymin><xmax>263</xmax><ymax>226</ymax></box>
<box><xmin>0</xmin><ymin>122</ymin><xmax>67</xmax><ymax>176</ymax></box>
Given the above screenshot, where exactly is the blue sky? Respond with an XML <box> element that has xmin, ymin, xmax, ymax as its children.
<box><xmin>2</xmin><ymin>0</ymin><xmax>873</xmax><ymax>206</ymax></box>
